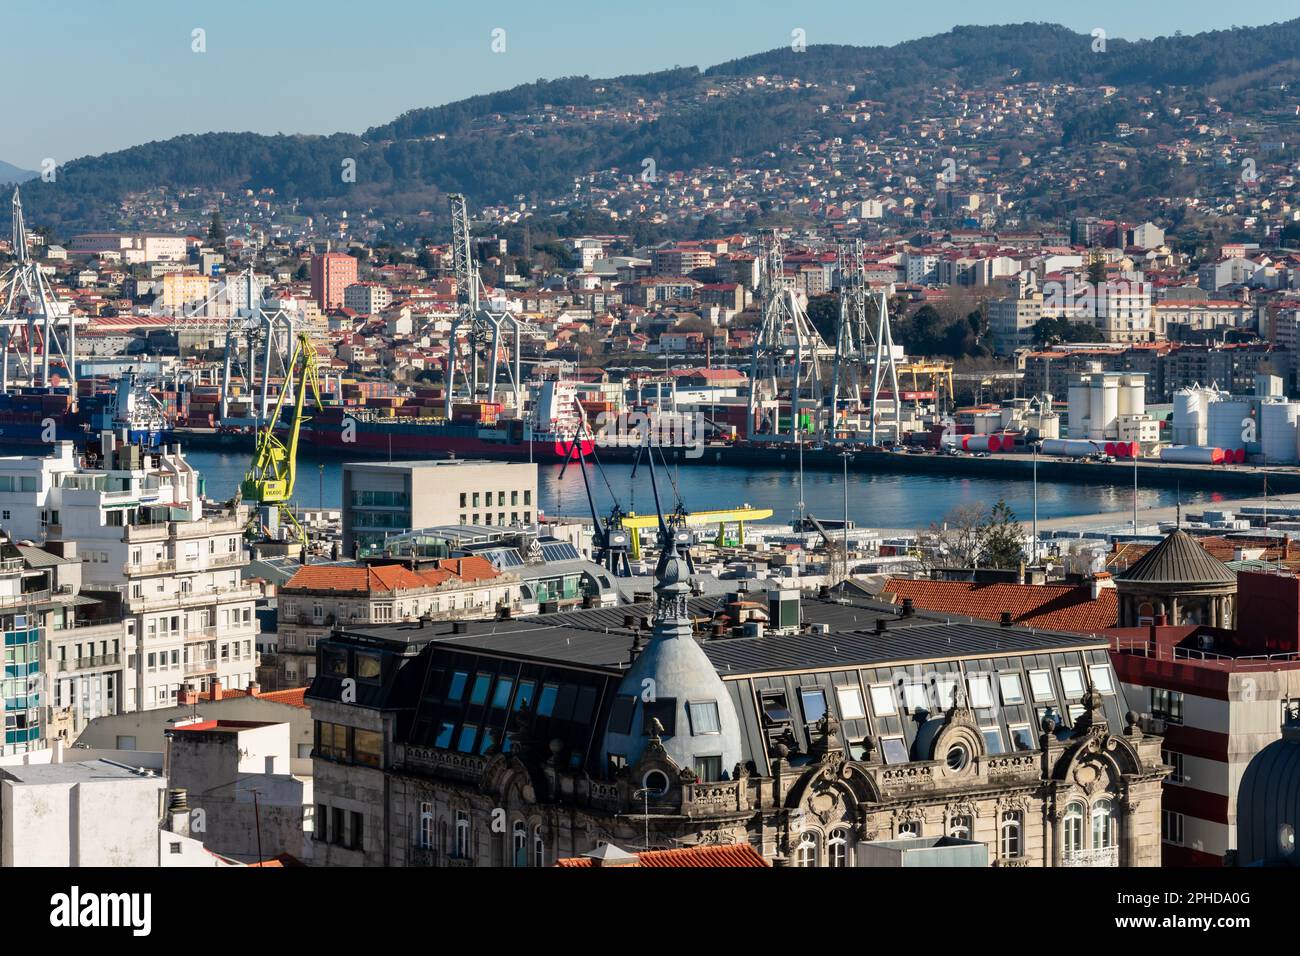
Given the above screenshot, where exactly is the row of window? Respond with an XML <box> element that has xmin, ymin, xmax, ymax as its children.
<box><xmin>457</xmin><ymin>512</ymin><xmax>531</xmax><ymax>527</ymax></box>
<box><xmin>415</xmin><ymin>806</ymin><xmax>546</xmax><ymax>866</ymax></box>
<box><xmin>317</xmin><ymin>721</ymin><xmax>383</xmax><ymax>767</ymax></box>
<box><xmin>315</xmin><ymin>804</ymin><xmax>365</xmax><ymax>851</ymax></box>
<box><xmin>459</xmin><ymin>490</ymin><xmax>531</xmax><ymax>509</ymax></box>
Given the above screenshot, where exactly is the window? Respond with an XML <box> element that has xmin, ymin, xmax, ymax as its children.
<box><xmin>643</xmin><ymin>698</ymin><xmax>677</xmax><ymax>736</ymax></box>
<box><xmin>514</xmin><ymin>680</ymin><xmax>535</xmax><ymax>711</ymax></box>
<box><xmin>1152</xmin><ymin>688</ymin><xmax>1183</xmax><ymax>724</ymax></box>
<box><xmin>1059</xmin><ymin>667</ymin><xmax>1086</xmax><ymax>699</ymax></box>
<box><xmin>795</xmin><ymin>832</ymin><xmax>818</xmax><ymax>868</ymax></box>
<box><xmin>608</xmin><ymin>696</ymin><xmax>637</xmax><ymax>735</ymax></box>
<box><xmin>688</xmin><ymin>700</ymin><xmax>721</xmax><ymax>735</ymax></box>
<box><xmin>353</xmin><ymin>729</ymin><xmax>382</xmax><ymax>767</ymax></box>
<box><xmin>456</xmin><ymin>724</ymin><xmax>478</xmax><ymax>753</ymax></box>
<box><xmin>350</xmin><ymin>811</ymin><xmax>364</xmax><ymax>851</ymax></box>
<box><xmin>419</xmin><ymin>804</ymin><xmax>434</xmax><ymax>849</ymax></box>
<box><xmin>1162</xmin><ymin>810</ymin><xmax>1184</xmax><ymax>846</ymax></box>
<box><xmin>1029</xmin><ymin>669</ymin><xmax>1055</xmax><ymax>702</ymax></box>
<box><xmin>897</xmin><ymin>820</ymin><xmax>920</xmax><ymax>838</ymax></box>
<box><xmin>1008</xmin><ymin>724</ymin><xmax>1035</xmax><ymax>752</ymax></box>
<box><xmin>1000</xmin><ymin>812</ymin><xmax>1022</xmax><ymax>858</ymax></box>
<box><xmin>934</xmin><ymin>676</ymin><xmax>959</xmax><ymax>710</ymax></box>
<box><xmin>532</xmin><ymin>826</ymin><xmax>545</xmax><ymax>868</ymax></box>
<box><xmin>799</xmin><ymin>687</ymin><xmax>827</xmax><ymax>723</ymax></box>
<box><xmin>827</xmin><ymin>829</ymin><xmax>851</xmax><ymax>867</ymax></box>
<box><xmin>695</xmin><ymin>755</ymin><xmax>723</xmax><ymax>782</ymax></box>
<box><xmin>434</xmin><ymin>721</ymin><xmax>455</xmax><ymax>749</ymax></box>
<box><xmin>901</xmin><ymin>681</ymin><xmax>928</xmax><ymax>712</ymax></box>
<box><xmin>1162</xmin><ymin>749</ymin><xmax>1185</xmax><ymax>784</ymax></box>
<box><xmin>490</xmin><ymin>677</ymin><xmax>514</xmax><ymax>710</ymax></box>
<box><xmin>869</xmin><ymin>684</ymin><xmax>897</xmax><ymax>717</ymax></box>
<box><xmin>945</xmin><ymin>743</ymin><xmax>971</xmax><ymax>772</ymax></box>
<box><xmin>835</xmin><ymin>686</ymin><xmax>866</xmax><ymax>720</ymax></box>
<box><xmin>1089</xmin><ymin>664</ymin><xmax>1114</xmax><ymax>694</ymax></box>
<box><xmin>642</xmin><ymin>769</ymin><xmax>670</xmax><ymax>796</ymax></box>
<box><xmin>355</xmin><ymin>651</ymin><xmax>381</xmax><ymax>681</ymax></box>
<box><xmin>967</xmin><ymin>675</ymin><xmax>995</xmax><ymax>709</ymax></box>
<box><xmin>1091</xmin><ymin>800</ymin><xmax>1116</xmax><ymax>850</ymax></box>
<box><xmin>316</xmin><ymin>804</ymin><xmax>328</xmax><ymax>842</ymax></box>
<box><xmin>454</xmin><ymin>811</ymin><xmax>470</xmax><ymax>859</ymax></box>
<box><xmin>469</xmin><ymin>673</ymin><xmax>492</xmax><ymax>706</ymax></box>
<box><xmin>512</xmin><ymin>821</ymin><xmax>528</xmax><ymax>867</ymax></box>
<box><xmin>447</xmin><ymin>671</ymin><xmax>469</xmax><ymax>702</ymax></box>
<box><xmin>948</xmin><ymin>816</ymin><xmax>972</xmax><ymax>840</ymax></box>
<box><xmin>1064</xmin><ymin>802</ymin><xmax>1085</xmax><ymax>857</ymax></box>
<box><xmin>981</xmin><ymin>728</ymin><xmax>1004</xmax><ymax>755</ymax></box>
<box><xmin>880</xmin><ymin>735</ymin><xmax>909</xmax><ymax>765</ymax></box>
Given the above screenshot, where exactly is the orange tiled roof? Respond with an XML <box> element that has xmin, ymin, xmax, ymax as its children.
<box><xmin>555</xmin><ymin>844</ymin><xmax>769</xmax><ymax>868</ymax></box>
<box><xmin>196</xmin><ymin>686</ymin><xmax>310</xmax><ymax>708</ymax></box>
<box><xmin>881</xmin><ymin>578</ymin><xmax>1117</xmax><ymax>634</ymax></box>
<box><xmin>282</xmin><ymin>558</ymin><xmax>500</xmax><ymax>594</ymax></box>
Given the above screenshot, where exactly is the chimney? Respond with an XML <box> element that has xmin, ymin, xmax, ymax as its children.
<box><xmin>875</xmin><ymin>618</ymin><xmax>887</xmax><ymax>635</ymax></box>
<box><xmin>1000</xmin><ymin>611</ymin><xmax>1013</xmax><ymax>627</ymax></box>
<box><xmin>901</xmin><ymin>597</ymin><xmax>915</xmax><ymax>618</ymax></box>
<box><xmin>178</xmin><ymin>684</ymin><xmax>198</xmax><ymax>707</ymax></box>
<box><xmin>210</xmin><ymin>678</ymin><xmax>223</xmax><ymax>702</ymax></box>
<box><xmin>246</xmin><ymin>680</ymin><xmax>261</xmax><ymax>698</ymax></box>
<box><xmin>166</xmin><ymin>788</ymin><xmax>192</xmax><ymax>838</ymax></box>
<box><xmin>623</xmin><ymin>613</ymin><xmax>636</xmax><ymax>629</ymax></box>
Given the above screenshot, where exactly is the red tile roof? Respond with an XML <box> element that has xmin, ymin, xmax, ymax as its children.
<box><xmin>282</xmin><ymin>557</ymin><xmax>500</xmax><ymax>593</ymax></box>
<box><xmin>555</xmin><ymin>844</ymin><xmax>769</xmax><ymax>868</ymax></box>
<box><xmin>881</xmin><ymin>578</ymin><xmax>1117</xmax><ymax>634</ymax></box>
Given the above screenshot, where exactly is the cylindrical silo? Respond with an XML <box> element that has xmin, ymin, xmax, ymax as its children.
<box><xmin>1207</xmin><ymin>399</ymin><xmax>1252</xmax><ymax>452</ymax></box>
<box><xmin>1173</xmin><ymin>387</ymin><xmax>1206</xmax><ymax>446</ymax></box>
<box><xmin>1121</xmin><ymin>373</ymin><xmax>1146</xmax><ymax>418</ymax></box>
<box><xmin>1261</xmin><ymin>400</ymin><xmax>1300</xmax><ymax>464</ymax></box>
<box><xmin>1067</xmin><ymin>383</ymin><xmax>1091</xmax><ymax>439</ymax></box>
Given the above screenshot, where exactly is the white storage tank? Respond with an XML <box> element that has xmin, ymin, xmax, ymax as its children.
<box><xmin>1172</xmin><ymin>386</ymin><xmax>1210</xmax><ymax>447</ymax></box>
<box><xmin>1119</xmin><ymin>374</ymin><xmax>1146</xmax><ymax>417</ymax></box>
<box><xmin>1207</xmin><ymin>399</ymin><xmax>1252</xmax><ymax>452</ymax></box>
<box><xmin>973</xmin><ymin>411</ymin><xmax>1001</xmax><ymax>435</ymax></box>
<box><xmin>1067</xmin><ymin>383</ymin><xmax>1090</xmax><ymax>439</ymax></box>
<box><xmin>1261</xmin><ymin>400</ymin><xmax>1300</xmax><ymax>464</ymax></box>
<box><xmin>1088</xmin><ymin>378</ymin><xmax>1118</xmax><ymax>440</ymax></box>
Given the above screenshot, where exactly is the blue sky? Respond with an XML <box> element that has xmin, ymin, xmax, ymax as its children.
<box><xmin>3</xmin><ymin>1</ymin><xmax>1286</xmax><ymax>168</ymax></box>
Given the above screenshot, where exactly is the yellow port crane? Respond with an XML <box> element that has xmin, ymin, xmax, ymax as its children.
<box><xmin>239</xmin><ymin>333</ymin><xmax>322</xmax><ymax>541</ymax></box>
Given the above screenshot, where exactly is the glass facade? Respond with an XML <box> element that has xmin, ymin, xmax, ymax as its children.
<box><xmin>3</xmin><ymin>621</ymin><xmax>43</xmax><ymax>751</ymax></box>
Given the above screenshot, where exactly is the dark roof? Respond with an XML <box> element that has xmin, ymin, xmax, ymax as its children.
<box><xmin>332</xmin><ymin>593</ymin><xmax>1110</xmax><ymax>678</ymax></box>
<box><xmin>1115</xmin><ymin>528</ymin><xmax>1237</xmax><ymax>586</ymax></box>
<box><xmin>1237</xmin><ymin>724</ymin><xmax>1300</xmax><ymax>865</ymax></box>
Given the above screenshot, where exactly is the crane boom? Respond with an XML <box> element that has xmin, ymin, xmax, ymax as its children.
<box><xmin>239</xmin><ymin>332</ymin><xmax>322</xmax><ymax>538</ymax></box>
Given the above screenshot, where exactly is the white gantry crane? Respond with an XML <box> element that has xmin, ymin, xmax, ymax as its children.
<box><xmin>443</xmin><ymin>193</ymin><xmax>532</xmax><ymax>418</ymax></box>
<box><xmin>0</xmin><ymin>187</ymin><xmax>83</xmax><ymax>398</ymax></box>
<box><xmin>829</xmin><ymin>240</ymin><xmax>901</xmax><ymax>445</ymax></box>
<box><xmin>746</xmin><ymin>232</ymin><xmax>828</xmax><ymax>441</ymax></box>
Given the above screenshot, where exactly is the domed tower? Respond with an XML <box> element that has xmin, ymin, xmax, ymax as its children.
<box><xmin>1114</xmin><ymin>528</ymin><xmax>1237</xmax><ymax>627</ymax></box>
<box><xmin>601</xmin><ymin>542</ymin><xmax>743</xmax><ymax>783</ymax></box>
<box><xmin>1237</xmin><ymin>716</ymin><xmax>1300</xmax><ymax>866</ymax></box>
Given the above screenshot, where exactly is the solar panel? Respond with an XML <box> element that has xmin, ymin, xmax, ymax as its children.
<box><xmin>540</xmin><ymin>542</ymin><xmax>581</xmax><ymax>562</ymax></box>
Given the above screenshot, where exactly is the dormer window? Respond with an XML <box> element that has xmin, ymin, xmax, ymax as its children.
<box><xmin>688</xmin><ymin>700</ymin><xmax>721</xmax><ymax>735</ymax></box>
<box><xmin>799</xmin><ymin>687</ymin><xmax>827</xmax><ymax>724</ymax></box>
<box><xmin>608</xmin><ymin>696</ymin><xmax>636</xmax><ymax>735</ymax></box>
<box><xmin>643</xmin><ymin>698</ymin><xmax>677</xmax><ymax>736</ymax></box>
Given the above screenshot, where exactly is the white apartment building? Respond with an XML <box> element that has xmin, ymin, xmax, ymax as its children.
<box><xmin>0</xmin><ymin>439</ymin><xmax>259</xmax><ymax>714</ymax></box>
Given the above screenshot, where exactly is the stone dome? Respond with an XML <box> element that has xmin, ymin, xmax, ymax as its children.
<box><xmin>1237</xmin><ymin>723</ymin><xmax>1300</xmax><ymax>866</ymax></box>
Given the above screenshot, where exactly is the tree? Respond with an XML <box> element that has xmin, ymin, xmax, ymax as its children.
<box><xmin>915</xmin><ymin>503</ymin><xmax>988</xmax><ymax>569</ymax></box>
<box><xmin>206</xmin><ymin>211</ymin><xmax>226</xmax><ymax>247</ymax></box>
<box><xmin>980</xmin><ymin>499</ymin><xmax>1026</xmax><ymax>569</ymax></box>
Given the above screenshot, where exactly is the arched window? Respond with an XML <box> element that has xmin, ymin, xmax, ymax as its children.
<box><xmin>418</xmin><ymin>803</ymin><xmax>434</xmax><ymax>850</ymax></box>
<box><xmin>512</xmin><ymin>821</ymin><xmax>527</xmax><ymax>867</ymax></box>
<box><xmin>532</xmin><ymin>825</ymin><xmax>545</xmax><ymax>868</ymax></box>
<box><xmin>795</xmin><ymin>832</ymin><xmax>818</xmax><ymax>868</ymax></box>
<box><xmin>454</xmin><ymin>810</ymin><xmax>471</xmax><ymax>860</ymax></box>
<box><xmin>948</xmin><ymin>815</ymin><xmax>972</xmax><ymax>840</ymax></box>
<box><xmin>1063</xmin><ymin>801</ymin><xmax>1085</xmax><ymax>858</ymax></box>
<box><xmin>827</xmin><ymin>828</ymin><xmax>851</xmax><ymax>867</ymax></box>
<box><xmin>1137</xmin><ymin>602</ymin><xmax>1155</xmax><ymax>626</ymax></box>
<box><xmin>897</xmin><ymin>820</ymin><xmax>920</xmax><ymax>839</ymax></box>
<box><xmin>1091</xmin><ymin>799</ymin><xmax>1116</xmax><ymax>849</ymax></box>
<box><xmin>1000</xmin><ymin>811</ymin><xmax>1022</xmax><ymax>859</ymax></box>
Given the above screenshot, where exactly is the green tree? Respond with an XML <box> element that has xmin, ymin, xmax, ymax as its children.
<box><xmin>206</xmin><ymin>211</ymin><xmax>226</xmax><ymax>246</ymax></box>
<box><xmin>980</xmin><ymin>499</ymin><xmax>1026</xmax><ymax>569</ymax></box>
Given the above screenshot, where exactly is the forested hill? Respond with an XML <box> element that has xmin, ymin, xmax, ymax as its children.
<box><xmin>10</xmin><ymin>20</ymin><xmax>1300</xmax><ymax>231</ymax></box>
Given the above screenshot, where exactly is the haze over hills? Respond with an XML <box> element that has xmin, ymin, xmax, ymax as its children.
<box><xmin>0</xmin><ymin>160</ymin><xmax>37</xmax><ymax>184</ymax></box>
<box><xmin>8</xmin><ymin>19</ymin><xmax>1300</xmax><ymax>234</ymax></box>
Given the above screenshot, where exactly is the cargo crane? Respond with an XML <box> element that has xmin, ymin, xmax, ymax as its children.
<box><xmin>557</xmin><ymin>398</ymin><xmax>633</xmax><ymax>576</ymax></box>
<box><xmin>238</xmin><ymin>333</ymin><xmax>322</xmax><ymax>541</ymax></box>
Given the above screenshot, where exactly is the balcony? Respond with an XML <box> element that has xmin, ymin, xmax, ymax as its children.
<box><xmin>126</xmin><ymin>582</ymin><xmax>260</xmax><ymax>613</ymax></box>
<box><xmin>127</xmin><ymin>559</ymin><xmax>176</xmax><ymax>576</ymax></box>
<box><xmin>185</xmin><ymin>658</ymin><xmax>218</xmax><ymax>676</ymax></box>
<box><xmin>1062</xmin><ymin>846</ymin><xmax>1119</xmax><ymax>867</ymax></box>
<box><xmin>56</xmin><ymin>654</ymin><xmax>122</xmax><ymax>672</ymax></box>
